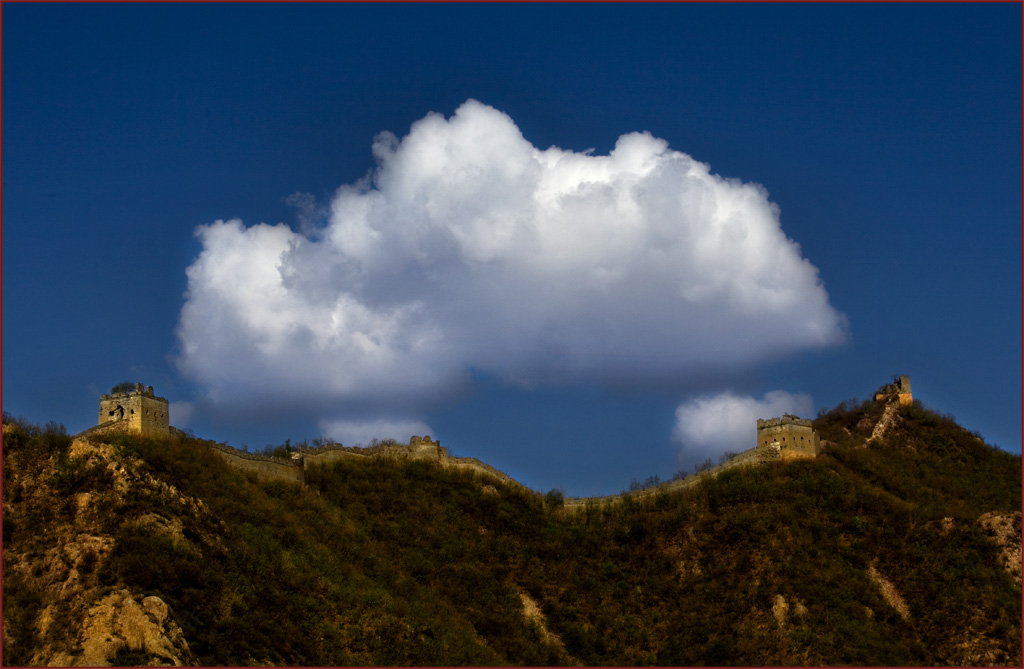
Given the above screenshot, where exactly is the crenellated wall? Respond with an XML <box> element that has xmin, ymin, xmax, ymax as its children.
<box><xmin>562</xmin><ymin>445</ymin><xmax>764</xmax><ymax>513</ymax></box>
<box><xmin>299</xmin><ymin>447</ymin><xmax>367</xmax><ymax>470</ymax></box>
<box><xmin>562</xmin><ymin>413</ymin><xmax>827</xmax><ymax>514</ymax></box>
<box><xmin>207</xmin><ymin>443</ymin><xmax>305</xmax><ymax>484</ymax></box>
<box><xmin>189</xmin><ymin>435</ymin><xmax>522</xmax><ymax>490</ymax></box>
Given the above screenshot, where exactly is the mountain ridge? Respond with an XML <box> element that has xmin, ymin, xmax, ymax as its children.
<box><xmin>2</xmin><ymin>389</ymin><xmax>1020</xmax><ymax>666</ymax></box>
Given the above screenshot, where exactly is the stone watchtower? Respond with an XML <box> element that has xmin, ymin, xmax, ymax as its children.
<box><xmin>408</xmin><ymin>435</ymin><xmax>447</xmax><ymax>459</ymax></box>
<box><xmin>756</xmin><ymin>414</ymin><xmax>820</xmax><ymax>460</ymax></box>
<box><xmin>874</xmin><ymin>375</ymin><xmax>913</xmax><ymax>406</ymax></box>
<box><xmin>98</xmin><ymin>383</ymin><xmax>170</xmax><ymax>437</ymax></box>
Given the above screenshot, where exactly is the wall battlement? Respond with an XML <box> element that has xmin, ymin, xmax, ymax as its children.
<box><xmin>756</xmin><ymin>415</ymin><xmax>813</xmax><ymax>430</ymax></box>
<box><xmin>205</xmin><ymin>441</ymin><xmax>305</xmax><ymax>484</ymax></box>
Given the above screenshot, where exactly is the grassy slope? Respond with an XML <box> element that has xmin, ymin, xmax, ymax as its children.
<box><xmin>2</xmin><ymin>398</ymin><xmax>1020</xmax><ymax>666</ymax></box>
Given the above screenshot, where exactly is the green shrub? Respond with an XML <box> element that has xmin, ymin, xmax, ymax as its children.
<box><xmin>544</xmin><ymin>488</ymin><xmax>565</xmax><ymax>508</ymax></box>
<box><xmin>1</xmin><ymin>573</ymin><xmax>42</xmax><ymax>666</ymax></box>
<box><xmin>110</xmin><ymin>647</ymin><xmax>151</xmax><ymax>666</ymax></box>
<box><xmin>50</xmin><ymin>459</ymin><xmax>81</xmax><ymax>495</ymax></box>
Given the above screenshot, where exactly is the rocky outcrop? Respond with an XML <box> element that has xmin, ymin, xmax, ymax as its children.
<box><xmin>3</xmin><ymin>431</ymin><xmax>200</xmax><ymax>666</ymax></box>
<box><xmin>41</xmin><ymin>590</ymin><xmax>193</xmax><ymax>667</ymax></box>
<box><xmin>771</xmin><ymin>594</ymin><xmax>807</xmax><ymax>627</ymax></box>
<box><xmin>771</xmin><ymin>594</ymin><xmax>790</xmax><ymax>625</ymax></box>
<box><xmin>978</xmin><ymin>511</ymin><xmax>1022</xmax><ymax>587</ymax></box>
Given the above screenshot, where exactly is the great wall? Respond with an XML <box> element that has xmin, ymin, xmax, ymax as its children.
<box><xmin>196</xmin><ymin>434</ymin><xmax>523</xmax><ymax>489</ymax></box>
<box><xmin>79</xmin><ymin>386</ymin><xmax>524</xmax><ymax>490</ymax></box>
<box><xmin>78</xmin><ymin>376</ymin><xmax>912</xmax><ymax>509</ymax></box>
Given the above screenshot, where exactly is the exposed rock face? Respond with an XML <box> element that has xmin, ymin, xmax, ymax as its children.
<box><xmin>769</xmin><ymin>594</ymin><xmax>808</xmax><ymax>628</ymax></box>
<box><xmin>979</xmin><ymin>511</ymin><xmax>1022</xmax><ymax>587</ymax></box>
<box><xmin>3</xmin><ymin>432</ymin><xmax>200</xmax><ymax>667</ymax></box>
<box><xmin>50</xmin><ymin>590</ymin><xmax>192</xmax><ymax>667</ymax></box>
<box><xmin>947</xmin><ymin>626</ymin><xmax>1019</xmax><ymax>667</ymax></box>
<box><xmin>771</xmin><ymin>594</ymin><xmax>789</xmax><ymax>625</ymax></box>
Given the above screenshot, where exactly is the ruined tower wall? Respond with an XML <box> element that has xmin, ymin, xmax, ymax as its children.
<box><xmin>896</xmin><ymin>375</ymin><xmax>913</xmax><ymax>406</ymax></box>
<box><xmin>875</xmin><ymin>375</ymin><xmax>913</xmax><ymax>406</ymax></box>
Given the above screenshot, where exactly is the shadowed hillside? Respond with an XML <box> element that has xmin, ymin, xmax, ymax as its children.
<box><xmin>2</xmin><ymin>394</ymin><xmax>1020</xmax><ymax>666</ymax></box>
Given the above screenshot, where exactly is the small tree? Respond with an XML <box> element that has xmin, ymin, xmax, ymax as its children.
<box><xmin>544</xmin><ymin>488</ymin><xmax>565</xmax><ymax>509</ymax></box>
<box><xmin>110</xmin><ymin>380</ymin><xmax>137</xmax><ymax>394</ymax></box>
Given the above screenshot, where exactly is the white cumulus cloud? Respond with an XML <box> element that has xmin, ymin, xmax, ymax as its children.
<box><xmin>672</xmin><ymin>389</ymin><xmax>814</xmax><ymax>464</ymax></box>
<box><xmin>175</xmin><ymin>99</ymin><xmax>846</xmax><ymax>436</ymax></box>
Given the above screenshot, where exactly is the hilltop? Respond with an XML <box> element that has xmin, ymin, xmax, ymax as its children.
<box><xmin>2</xmin><ymin>390</ymin><xmax>1020</xmax><ymax>666</ymax></box>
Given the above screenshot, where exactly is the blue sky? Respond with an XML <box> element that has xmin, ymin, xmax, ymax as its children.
<box><xmin>3</xmin><ymin>3</ymin><xmax>1019</xmax><ymax>497</ymax></box>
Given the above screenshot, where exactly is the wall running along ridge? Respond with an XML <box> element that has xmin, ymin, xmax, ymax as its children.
<box><xmin>563</xmin><ymin>413</ymin><xmax>822</xmax><ymax>513</ymax></box>
<box><xmin>86</xmin><ymin>381</ymin><xmax>925</xmax><ymax>506</ymax></box>
<box><xmin>181</xmin><ymin>432</ymin><xmax>523</xmax><ymax>489</ymax></box>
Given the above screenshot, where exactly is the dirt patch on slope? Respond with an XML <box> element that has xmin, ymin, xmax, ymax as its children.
<box><xmin>867</xmin><ymin>560</ymin><xmax>910</xmax><ymax>621</ymax></box>
<box><xmin>519</xmin><ymin>590</ymin><xmax>582</xmax><ymax>666</ymax></box>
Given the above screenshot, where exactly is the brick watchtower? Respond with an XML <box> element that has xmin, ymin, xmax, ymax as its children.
<box><xmin>98</xmin><ymin>383</ymin><xmax>170</xmax><ymax>437</ymax></box>
<box><xmin>756</xmin><ymin>414</ymin><xmax>820</xmax><ymax>460</ymax></box>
